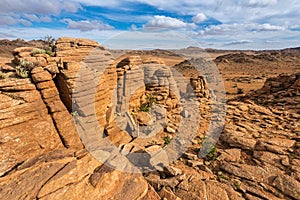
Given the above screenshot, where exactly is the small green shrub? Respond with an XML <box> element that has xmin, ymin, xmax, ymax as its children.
<box><xmin>139</xmin><ymin>94</ymin><xmax>157</xmax><ymax>112</ymax></box>
<box><xmin>16</xmin><ymin>60</ymin><xmax>39</xmax><ymax>78</ymax></box>
<box><xmin>217</xmin><ymin>171</ymin><xmax>230</xmax><ymax>181</ymax></box>
<box><xmin>140</xmin><ymin>104</ymin><xmax>151</xmax><ymax>112</ymax></box>
<box><xmin>163</xmin><ymin>135</ymin><xmax>173</xmax><ymax>144</ymax></box>
<box><xmin>31</xmin><ymin>49</ymin><xmax>53</xmax><ymax>57</ymax></box>
<box><xmin>233</xmin><ymin>181</ymin><xmax>241</xmax><ymax>188</ymax></box>
<box><xmin>45</xmin><ymin>50</ymin><xmax>53</xmax><ymax>56</ymax></box>
<box><xmin>206</xmin><ymin>145</ymin><xmax>218</xmax><ymax>160</ymax></box>
<box><xmin>31</xmin><ymin>49</ymin><xmax>45</xmax><ymax>56</ymax></box>
<box><xmin>71</xmin><ymin>111</ymin><xmax>79</xmax><ymax>116</ymax></box>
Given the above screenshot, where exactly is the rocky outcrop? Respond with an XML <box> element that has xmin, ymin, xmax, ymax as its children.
<box><xmin>174</xmin><ymin>58</ymin><xmax>211</xmax><ymax>99</ymax></box>
<box><xmin>1</xmin><ymin>38</ymin><xmax>299</xmax><ymax>200</ymax></box>
<box><xmin>215</xmin><ymin>52</ymin><xmax>280</xmax><ymax>63</ymax></box>
<box><xmin>0</xmin><ymin>78</ymin><xmax>63</xmax><ymax>177</ymax></box>
<box><xmin>0</xmin><ymin>149</ymin><xmax>149</xmax><ymax>200</ymax></box>
<box><xmin>247</xmin><ymin>73</ymin><xmax>300</xmax><ymax>113</ymax></box>
<box><xmin>217</xmin><ymin>100</ymin><xmax>300</xmax><ymax>199</ymax></box>
<box><xmin>0</xmin><ymin>38</ymin><xmax>46</xmax><ymax>56</ymax></box>
<box><xmin>0</xmin><ymin>38</ymin><xmax>151</xmax><ymax>200</ymax></box>
<box><xmin>31</xmin><ymin>66</ymin><xmax>83</xmax><ymax>149</ymax></box>
<box><xmin>141</xmin><ymin>98</ymin><xmax>299</xmax><ymax>200</ymax></box>
<box><xmin>55</xmin><ymin>37</ymin><xmax>99</xmax><ymax>62</ymax></box>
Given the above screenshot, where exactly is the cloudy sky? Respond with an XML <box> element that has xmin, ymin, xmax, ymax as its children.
<box><xmin>0</xmin><ymin>0</ymin><xmax>299</xmax><ymax>49</ymax></box>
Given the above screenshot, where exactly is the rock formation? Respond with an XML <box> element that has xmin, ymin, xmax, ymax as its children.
<box><xmin>247</xmin><ymin>73</ymin><xmax>300</xmax><ymax>113</ymax></box>
<box><xmin>0</xmin><ymin>38</ymin><xmax>149</xmax><ymax>200</ymax></box>
<box><xmin>0</xmin><ymin>37</ymin><xmax>299</xmax><ymax>200</ymax></box>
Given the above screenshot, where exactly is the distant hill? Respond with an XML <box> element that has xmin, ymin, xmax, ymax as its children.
<box><xmin>0</xmin><ymin>39</ymin><xmax>45</xmax><ymax>56</ymax></box>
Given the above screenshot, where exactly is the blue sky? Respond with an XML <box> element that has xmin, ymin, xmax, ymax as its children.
<box><xmin>0</xmin><ymin>0</ymin><xmax>300</xmax><ymax>49</ymax></box>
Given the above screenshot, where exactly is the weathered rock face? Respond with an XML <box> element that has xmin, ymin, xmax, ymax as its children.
<box><xmin>31</xmin><ymin>66</ymin><xmax>83</xmax><ymax>149</ymax></box>
<box><xmin>0</xmin><ymin>149</ymin><xmax>149</xmax><ymax>200</ymax></box>
<box><xmin>215</xmin><ymin>52</ymin><xmax>280</xmax><ymax>63</ymax></box>
<box><xmin>0</xmin><ymin>78</ymin><xmax>63</xmax><ymax>176</ymax></box>
<box><xmin>1</xmin><ymin>37</ymin><xmax>300</xmax><ymax>200</ymax></box>
<box><xmin>55</xmin><ymin>37</ymin><xmax>99</xmax><ymax>62</ymax></box>
<box><xmin>0</xmin><ymin>38</ymin><xmax>151</xmax><ymax>200</ymax></box>
<box><xmin>247</xmin><ymin>73</ymin><xmax>300</xmax><ymax>113</ymax></box>
<box><xmin>142</xmin><ymin>97</ymin><xmax>299</xmax><ymax>200</ymax></box>
<box><xmin>174</xmin><ymin>58</ymin><xmax>210</xmax><ymax>99</ymax></box>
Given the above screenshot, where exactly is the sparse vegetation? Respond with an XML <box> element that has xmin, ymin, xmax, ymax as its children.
<box><xmin>31</xmin><ymin>49</ymin><xmax>43</xmax><ymax>56</ymax></box>
<box><xmin>15</xmin><ymin>60</ymin><xmax>39</xmax><ymax>78</ymax></box>
<box><xmin>139</xmin><ymin>94</ymin><xmax>157</xmax><ymax>112</ymax></box>
<box><xmin>42</xmin><ymin>35</ymin><xmax>56</xmax><ymax>50</ymax></box>
<box><xmin>39</xmin><ymin>35</ymin><xmax>56</xmax><ymax>56</ymax></box>
<box><xmin>31</xmin><ymin>48</ymin><xmax>53</xmax><ymax>57</ymax></box>
<box><xmin>206</xmin><ymin>145</ymin><xmax>218</xmax><ymax>161</ymax></box>
<box><xmin>233</xmin><ymin>181</ymin><xmax>241</xmax><ymax>188</ymax></box>
<box><xmin>289</xmin><ymin>153</ymin><xmax>296</xmax><ymax>161</ymax></box>
<box><xmin>71</xmin><ymin>111</ymin><xmax>79</xmax><ymax>116</ymax></box>
<box><xmin>217</xmin><ymin>171</ymin><xmax>230</xmax><ymax>181</ymax></box>
<box><xmin>163</xmin><ymin>135</ymin><xmax>173</xmax><ymax>144</ymax></box>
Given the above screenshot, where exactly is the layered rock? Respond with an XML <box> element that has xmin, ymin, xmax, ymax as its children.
<box><xmin>0</xmin><ymin>78</ymin><xmax>63</xmax><ymax>176</ymax></box>
<box><xmin>174</xmin><ymin>58</ymin><xmax>211</xmax><ymax>99</ymax></box>
<box><xmin>215</xmin><ymin>52</ymin><xmax>280</xmax><ymax>63</ymax></box>
<box><xmin>12</xmin><ymin>46</ymin><xmax>61</xmax><ymax>67</ymax></box>
<box><xmin>247</xmin><ymin>73</ymin><xmax>300</xmax><ymax>113</ymax></box>
<box><xmin>1</xmin><ymin>37</ymin><xmax>300</xmax><ymax>200</ymax></box>
<box><xmin>0</xmin><ymin>38</ymin><xmax>152</xmax><ymax>200</ymax></box>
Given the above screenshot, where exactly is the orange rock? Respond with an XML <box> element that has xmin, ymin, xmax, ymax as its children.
<box><xmin>31</xmin><ymin>68</ymin><xmax>53</xmax><ymax>83</ymax></box>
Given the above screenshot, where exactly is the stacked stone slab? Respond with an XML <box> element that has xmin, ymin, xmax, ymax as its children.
<box><xmin>0</xmin><ymin>38</ymin><xmax>151</xmax><ymax>200</ymax></box>
<box><xmin>0</xmin><ymin>78</ymin><xmax>63</xmax><ymax>177</ymax></box>
<box><xmin>248</xmin><ymin>73</ymin><xmax>300</xmax><ymax>113</ymax></box>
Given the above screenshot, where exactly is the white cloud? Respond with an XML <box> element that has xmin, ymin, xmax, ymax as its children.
<box><xmin>0</xmin><ymin>0</ymin><xmax>80</xmax><ymax>26</ymax></box>
<box><xmin>40</xmin><ymin>16</ymin><xmax>52</xmax><ymax>23</ymax></box>
<box><xmin>246</xmin><ymin>0</ymin><xmax>277</xmax><ymax>7</ymax></box>
<box><xmin>0</xmin><ymin>0</ymin><xmax>81</xmax><ymax>15</ymax></box>
<box><xmin>0</xmin><ymin>13</ymin><xmax>32</xmax><ymax>27</ymax></box>
<box><xmin>0</xmin><ymin>15</ymin><xmax>19</xmax><ymax>26</ymax></box>
<box><xmin>72</xmin><ymin>0</ymin><xmax>122</xmax><ymax>7</ymax></box>
<box><xmin>255</xmin><ymin>23</ymin><xmax>285</xmax><ymax>31</ymax></box>
<box><xmin>143</xmin><ymin>15</ymin><xmax>196</xmax><ymax>30</ymax></box>
<box><xmin>192</xmin><ymin>13</ymin><xmax>207</xmax><ymax>23</ymax></box>
<box><xmin>199</xmin><ymin>23</ymin><xmax>285</xmax><ymax>36</ymax></box>
<box><xmin>62</xmin><ymin>19</ymin><xmax>113</xmax><ymax>31</ymax></box>
<box><xmin>199</xmin><ymin>23</ymin><xmax>247</xmax><ymax>35</ymax></box>
<box><xmin>22</xmin><ymin>14</ymin><xmax>40</xmax><ymax>22</ymax></box>
<box><xmin>23</xmin><ymin>14</ymin><xmax>52</xmax><ymax>23</ymax></box>
<box><xmin>0</xmin><ymin>27</ymin><xmax>121</xmax><ymax>42</ymax></box>
<box><xmin>289</xmin><ymin>24</ymin><xmax>300</xmax><ymax>31</ymax></box>
<box><xmin>131</xmin><ymin>24</ymin><xmax>139</xmax><ymax>31</ymax></box>
<box><xmin>19</xmin><ymin>19</ymin><xmax>32</xmax><ymax>27</ymax></box>
<box><xmin>0</xmin><ymin>32</ymin><xmax>16</xmax><ymax>38</ymax></box>
<box><xmin>124</xmin><ymin>0</ymin><xmax>300</xmax><ymax>28</ymax></box>
<box><xmin>224</xmin><ymin>40</ymin><xmax>252</xmax><ymax>46</ymax></box>
<box><xmin>196</xmin><ymin>22</ymin><xmax>298</xmax><ymax>50</ymax></box>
